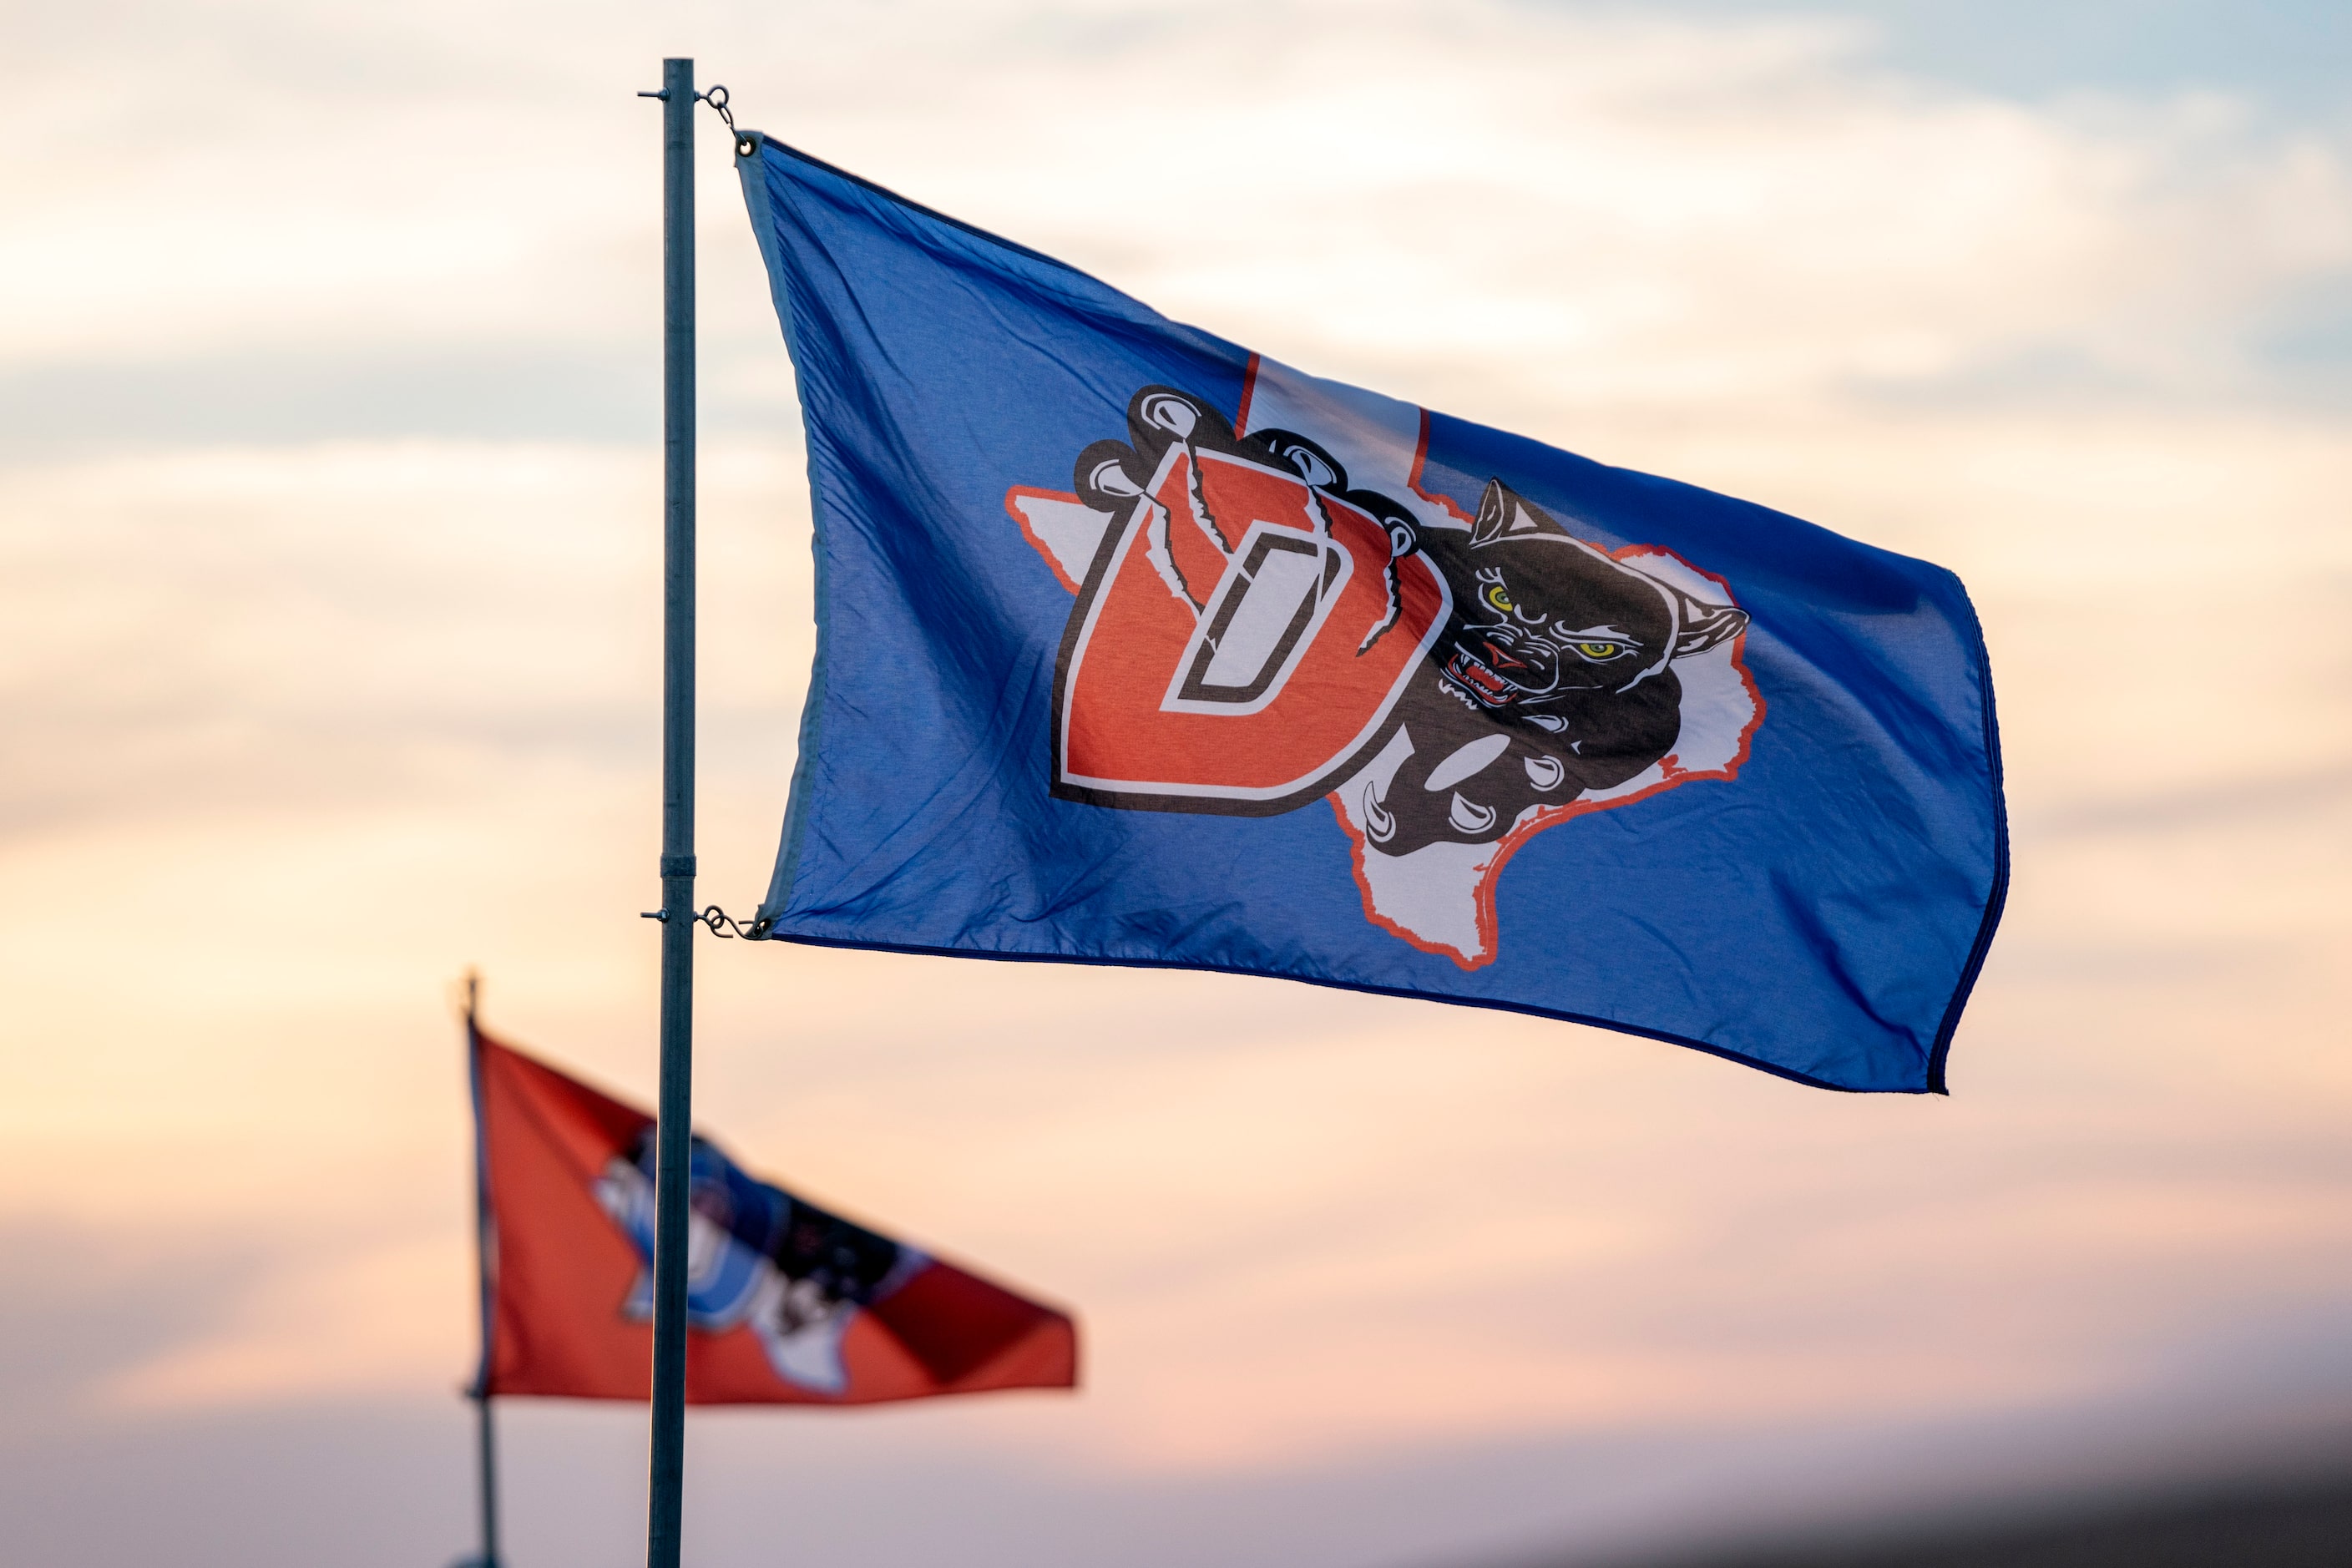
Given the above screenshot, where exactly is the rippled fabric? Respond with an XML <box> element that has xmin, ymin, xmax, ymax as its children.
<box><xmin>737</xmin><ymin>134</ymin><xmax>2006</xmax><ymax>1095</ymax></box>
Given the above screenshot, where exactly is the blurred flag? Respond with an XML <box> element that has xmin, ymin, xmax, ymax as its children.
<box><xmin>732</xmin><ymin>135</ymin><xmax>2006</xmax><ymax>1094</ymax></box>
<box><xmin>467</xmin><ymin>1026</ymin><xmax>1077</xmax><ymax>1404</ymax></box>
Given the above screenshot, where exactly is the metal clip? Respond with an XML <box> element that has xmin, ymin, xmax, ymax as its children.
<box><xmin>696</xmin><ymin>84</ymin><xmax>756</xmax><ymax>158</ymax></box>
<box><xmin>697</xmin><ymin>905</ymin><xmax>760</xmax><ymax>939</ymax></box>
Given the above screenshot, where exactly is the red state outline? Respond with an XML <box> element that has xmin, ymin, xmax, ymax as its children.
<box><xmin>1004</xmin><ymin>485</ymin><xmax>1095</xmax><ymax>596</ymax></box>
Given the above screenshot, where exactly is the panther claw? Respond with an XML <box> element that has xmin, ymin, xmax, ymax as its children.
<box><xmin>1448</xmin><ymin>792</ymin><xmax>1497</xmax><ymax>835</ymax></box>
<box><xmin>1363</xmin><ymin>781</ymin><xmax>1397</xmax><ymax>845</ymax></box>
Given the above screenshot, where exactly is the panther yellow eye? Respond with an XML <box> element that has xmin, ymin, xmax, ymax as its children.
<box><xmin>1572</xmin><ymin>641</ymin><xmax>1621</xmax><ymax>660</ymax></box>
<box><xmin>1484</xmin><ymin>584</ymin><xmax>1515</xmax><ymax>613</ymax></box>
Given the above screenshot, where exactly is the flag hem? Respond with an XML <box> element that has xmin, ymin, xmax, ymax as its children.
<box><xmin>738</xmin><ymin>133</ymin><xmax>830</xmax><ymax>923</ymax></box>
<box><xmin>741</xmin><ymin>131</ymin><xmax>1087</xmax><ymax>278</ymax></box>
<box><xmin>458</xmin><ymin>1380</ymin><xmax>1076</xmax><ymax>1409</ymax></box>
<box><xmin>763</xmin><ymin>929</ymin><xmax>1944</xmax><ymax>1095</ymax></box>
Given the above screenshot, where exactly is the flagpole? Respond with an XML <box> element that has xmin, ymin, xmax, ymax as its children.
<box><xmin>645</xmin><ymin>53</ymin><xmax>699</xmax><ymax>1568</ymax></box>
<box><xmin>463</xmin><ymin>970</ymin><xmax>502</xmax><ymax>1568</ymax></box>
<box><xmin>473</xmin><ymin>1392</ymin><xmax>500</xmax><ymax>1566</ymax></box>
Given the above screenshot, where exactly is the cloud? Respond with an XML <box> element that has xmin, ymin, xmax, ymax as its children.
<box><xmin>3</xmin><ymin>1</ymin><xmax>2351</xmax><ymax>1562</ymax></box>
<box><xmin>2030</xmin><ymin>763</ymin><xmax>2352</xmax><ymax>838</ymax></box>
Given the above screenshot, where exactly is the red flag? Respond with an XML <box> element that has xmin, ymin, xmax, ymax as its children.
<box><xmin>468</xmin><ymin>1027</ymin><xmax>1077</xmax><ymax>1404</ymax></box>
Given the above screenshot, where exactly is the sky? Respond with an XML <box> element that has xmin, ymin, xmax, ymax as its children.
<box><xmin>2</xmin><ymin>1</ymin><xmax>2349</xmax><ymax>1565</ymax></box>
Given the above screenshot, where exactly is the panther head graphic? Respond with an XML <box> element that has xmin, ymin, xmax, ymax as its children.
<box><xmin>1006</xmin><ymin>362</ymin><xmax>1762</xmax><ymax>968</ymax></box>
<box><xmin>1358</xmin><ymin>478</ymin><xmax>1748</xmax><ymax>859</ymax></box>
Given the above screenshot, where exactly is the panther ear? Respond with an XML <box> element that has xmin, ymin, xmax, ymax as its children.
<box><xmin>1471</xmin><ymin>480</ymin><xmax>1510</xmax><ymax>544</ymax></box>
<box><xmin>1471</xmin><ymin>479</ymin><xmax>1575</xmax><ymax>547</ymax></box>
<box><xmin>1671</xmin><ymin>593</ymin><xmax>1749</xmax><ymax>658</ymax></box>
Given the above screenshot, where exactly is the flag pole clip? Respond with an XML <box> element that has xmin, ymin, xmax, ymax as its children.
<box><xmin>695</xmin><ymin>905</ymin><xmax>758</xmax><ymax>940</ymax></box>
<box><xmin>639</xmin><ymin>906</ymin><xmax>757</xmax><ymax>936</ymax></box>
<box><xmin>695</xmin><ymin>83</ymin><xmax>756</xmax><ymax>158</ymax></box>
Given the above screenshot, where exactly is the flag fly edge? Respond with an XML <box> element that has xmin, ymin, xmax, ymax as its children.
<box><xmin>1924</xmin><ymin>583</ymin><xmax>2011</xmax><ymax>1096</ymax></box>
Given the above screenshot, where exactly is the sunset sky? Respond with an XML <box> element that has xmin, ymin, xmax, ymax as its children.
<box><xmin>3</xmin><ymin>2</ymin><xmax>2349</xmax><ymax>1564</ymax></box>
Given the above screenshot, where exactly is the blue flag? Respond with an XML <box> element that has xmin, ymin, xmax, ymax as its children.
<box><xmin>736</xmin><ymin>136</ymin><xmax>2006</xmax><ymax>1095</ymax></box>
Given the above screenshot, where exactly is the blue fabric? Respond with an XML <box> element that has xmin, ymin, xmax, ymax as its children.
<box><xmin>736</xmin><ymin>136</ymin><xmax>2006</xmax><ymax>1095</ymax></box>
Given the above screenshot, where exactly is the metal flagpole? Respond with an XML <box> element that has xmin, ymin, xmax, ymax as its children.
<box><xmin>642</xmin><ymin>53</ymin><xmax>699</xmax><ymax>1568</ymax></box>
<box><xmin>473</xmin><ymin>1390</ymin><xmax>501</xmax><ymax>1567</ymax></box>
<box><xmin>463</xmin><ymin>970</ymin><xmax>503</xmax><ymax>1568</ymax></box>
